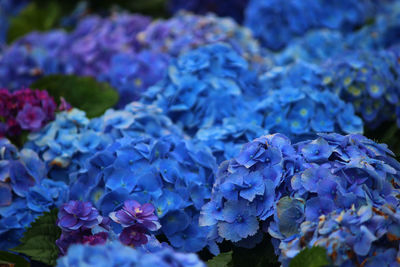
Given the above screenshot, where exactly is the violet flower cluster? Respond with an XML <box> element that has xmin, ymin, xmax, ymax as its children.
<box><xmin>270</xmin><ymin>133</ymin><xmax>400</xmax><ymax>266</ymax></box>
<box><xmin>56</xmin><ymin>199</ymin><xmax>160</xmax><ymax>255</ymax></box>
<box><xmin>0</xmin><ymin>138</ymin><xmax>68</xmax><ymax>250</ymax></box>
<box><xmin>0</xmin><ymin>88</ymin><xmax>66</xmax><ymax>137</ymax></box>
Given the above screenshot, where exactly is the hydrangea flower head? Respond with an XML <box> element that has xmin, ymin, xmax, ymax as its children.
<box><xmin>143</xmin><ymin>42</ymin><xmax>262</xmax><ymax>136</ymax></box>
<box><xmin>168</xmin><ymin>0</ymin><xmax>249</xmax><ymax>23</ymax></box>
<box><xmin>0</xmin><ymin>139</ymin><xmax>68</xmax><ymax>250</ymax></box>
<box><xmin>57</xmin><ymin>241</ymin><xmax>206</xmax><ymax>267</ymax></box>
<box><xmin>61</xmin><ymin>13</ymin><xmax>151</xmax><ymax>77</ymax></box>
<box><xmin>275</xmin><ymin>30</ymin><xmax>347</xmax><ymax>65</ymax></box>
<box><xmin>268</xmin><ymin>133</ymin><xmax>400</xmax><ymax>265</ymax></box>
<box><xmin>245</xmin><ymin>0</ymin><xmax>375</xmax><ymax>51</ymax></box>
<box><xmin>0</xmin><ymin>31</ymin><xmax>67</xmax><ymax>90</ymax></box>
<box><xmin>257</xmin><ymin>62</ymin><xmax>364</xmax><ymax>140</ymax></box>
<box><xmin>322</xmin><ymin>49</ymin><xmax>400</xmax><ymax>128</ymax></box>
<box><xmin>0</xmin><ymin>88</ymin><xmax>60</xmax><ymax>137</ymax></box>
<box><xmin>70</xmin><ymin>133</ymin><xmax>218</xmax><ymax>253</ymax></box>
<box><xmin>200</xmin><ymin>134</ymin><xmax>303</xmax><ymax>245</ymax></box>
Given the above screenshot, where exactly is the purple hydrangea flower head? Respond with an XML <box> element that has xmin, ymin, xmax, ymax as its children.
<box><xmin>58</xmin><ymin>200</ymin><xmax>102</xmax><ymax>232</ymax></box>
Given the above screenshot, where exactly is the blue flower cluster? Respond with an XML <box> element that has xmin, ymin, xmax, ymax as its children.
<box><xmin>0</xmin><ymin>138</ymin><xmax>68</xmax><ymax>250</ymax></box>
<box><xmin>168</xmin><ymin>0</ymin><xmax>249</xmax><ymax>23</ymax></box>
<box><xmin>195</xmin><ymin>117</ymin><xmax>266</xmax><ymax>164</ymax></box>
<box><xmin>143</xmin><ymin>42</ymin><xmax>262</xmax><ymax>136</ymax></box>
<box><xmin>57</xmin><ymin>240</ymin><xmax>205</xmax><ymax>267</ymax></box>
<box><xmin>0</xmin><ymin>31</ymin><xmax>68</xmax><ymax>89</ymax></box>
<box><xmin>137</xmin><ymin>12</ymin><xmax>272</xmax><ymax>74</ymax></box>
<box><xmin>244</xmin><ymin>0</ymin><xmax>376</xmax><ymax>51</ymax></box>
<box><xmin>275</xmin><ymin>30</ymin><xmax>347</xmax><ymax>65</ymax></box>
<box><xmin>202</xmin><ymin>132</ymin><xmax>400</xmax><ymax>266</ymax></box>
<box><xmin>100</xmin><ymin>51</ymin><xmax>169</xmax><ymax>108</ymax></box>
<box><xmin>346</xmin><ymin>2</ymin><xmax>400</xmax><ymax>51</ymax></box>
<box><xmin>69</xmin><ymin>133</ymin><xmax>218</xmax><ymax>253</ymax></box>
<box><xmin>200</xmin><ymin>134</ymin><xmax>302</xmax><ymax>244</ymax></box>
<box><xmin>25</xmin><ymin>102</ymin><xmax>180</xmax><ymax>182</ymax></box>
<box><xmin>322</xmin><ymin>49</ymin><xmax>400</xmax><ymax>128</ymax></box>
<box><xmin>258</xmin><ymin>62</ymin><xmax>364</xmax><ymax>140</ymax></box>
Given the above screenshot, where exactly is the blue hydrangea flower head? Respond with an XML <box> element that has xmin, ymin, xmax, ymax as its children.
<box><xmin>138</xmin><ymin>12</ymin><xmax>273</xmax><ymax>74</ymax></box>
<box><xmin>143</xmin><ymin>42</ymin><xmax>263</xmax><ymax>136</ymax></box>
<box><xmin>275</xmin><ymin>30</ymin><xmax>347</xmax><ymax>65</ymax></box>
<box><xmin>57</xmin><ymin>241</ymin><xmax>206</xmax><ymax>267</ymax></box>
<box><xmin>69</xmin><ymin>133</ymin><xmax>218</xmax><ymax>253</ymax></box>
<box><xmin>0</xmin><ymin>31</ymin><xmax>68</xmax><ymax>90</ymax></box>
<box><xmin>195</xmin><ymin>117</ymin><xmax>267</xmax><ymax>164</ymax></box>
<box><xmin>258</xmin><ymin>62</ymin><xmax>364</xmax><ymax>140</ymax></box>
<box><xmin>200</xmin><ymin>134</ymin><xmax>304</xmax><ymax>246</ymax></box>
<box><xmin>322</xmin><ymin>49</ymin><xmax>400</xmax><ymax>128</ymax></box>
<box><xmin>168</xmin><ymin>0</ymin><xmax>249</xmax><ymax>23</ymax></box>
<box><xmin>100</xmin><ymin>51</ymin><xmax>169</xmax><ymax>108</ymax></box>
<box><xmin>0</xmin><ymin>138</ymin><xmax>68</xmax><ymax>250</ymax></box>
<box><xmin>245</xmin><ymin>0</ymin><xmax>375</xmax><ymax>51</ymax></box>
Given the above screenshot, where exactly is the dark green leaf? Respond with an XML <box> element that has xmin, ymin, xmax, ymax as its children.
<box><xmin>231</xmin><ymin>238</ymin><xmax>279</xmax><ymax>267</ymax></box>
<box><xmin>0</xmin><ymin>251</ymin><xmax>30</xmax><ymax>267</ymax></box>
<box><xmin>12</xmin><ymin>209</ymin><xmax>60</xmax><ymax>266</ymax></box>
<box><xmin>207</xmin><ymin>251</ymin><xmax>233</xmax><ymax>267</ymax></box>
<box><xmin>7</xmin><ymin>2</ymin><xmax>62</xmax><ymax>43</ymax></box>
<box><xmin>289</xmin><ymin>247</ymin><xmax>330</xmax><ymax>267</ymax></box>
<box><xmin>31</xmin><ymin>75</ymin><xmax>119</xmax><ymax>118</ymax></box>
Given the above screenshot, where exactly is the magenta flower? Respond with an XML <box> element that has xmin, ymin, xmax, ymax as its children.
<box><xmin>82</xmin><ymin>232</ymin><xmax>108</xmax><ymax>246</ymax></box>
<box><xmin>57</xmin><ymin>200</ymin><xmax>102</xmax><ymax>232</ymax></box>
<box><xmin>16</xmin><ymin>104</ymin><xmax>46</xmax><ymax>131</ymax></box>
<box><xmin>109</xmin><ymin>200</ymin><xmax>160</xmax><ymax>231</ymax></box>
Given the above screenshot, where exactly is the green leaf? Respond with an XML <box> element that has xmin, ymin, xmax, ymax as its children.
<box><xmin>7</xmin><ymin>2</ymin><xmax>62</xmax><ymax>43</ymax></box>
<box><xmin>231</xmin><ymin>238</ymin><xmax>279</xmax><ymax>267</ymax></box>
<box><xmin>0</xmin><ymin>251</ymin><xmax>30</xmax><ymax>267</ymax></box>
<box><xmin>12</xmin><ymin>209</ymin><xmax>61</xmax><ymax>266</ymax></box>
<box><xmin>207</xmin><ymin>251</ymin><xmax>233</xmax><ymax>267</ymax></box>
<box><xmin>289</xmin><ymin>247</ymin><xmax>330</xmax><ymax>267</ymax></box>
<box><xmin>31</xmin><ymin>75</ymin><xmax>119</xmax><ymax>118</ymax></box>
